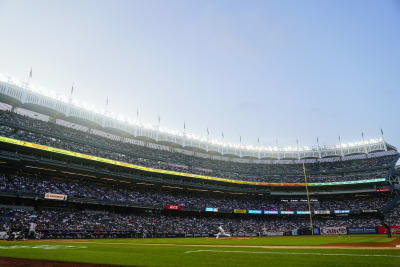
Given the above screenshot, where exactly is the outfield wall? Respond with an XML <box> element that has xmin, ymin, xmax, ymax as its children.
<box><xmin>377</xmin><ymin>226</ymin><xmax>400</xmax><ymax>234</ymax></box>
<box><xmin>5</xmin><ymin>226</ymin><xmax>394</xmax><ymax>240</ymax></box>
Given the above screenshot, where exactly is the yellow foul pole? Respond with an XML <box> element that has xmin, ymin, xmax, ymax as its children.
<box><xmin>302</xmin><ymin>162</ymin><xmax>314</xmax><ymax>235</ymax></box>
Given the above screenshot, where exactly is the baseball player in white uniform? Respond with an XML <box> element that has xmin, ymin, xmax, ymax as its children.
<box><xmin>216</xmin><ymin>225</ymin><xmax>231</xmax><ymax>239</ymax></box>
<box><xmin>28</xmin><ymin>222</ymin><xmax>37</xmax><ymax>239</ymax></box>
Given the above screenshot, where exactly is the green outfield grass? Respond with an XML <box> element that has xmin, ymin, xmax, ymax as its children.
<box><xmin>84</xmin><ymin>234</ymin><xmax>395</xmax><ymax>246</ymax></box>
<box><xmin>0</xmin><ymin>236</ymin><xmax>399</xmax><ymax>267</ymax></box>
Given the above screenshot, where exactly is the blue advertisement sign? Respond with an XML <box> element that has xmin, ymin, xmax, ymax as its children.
<box><xmin>280</xmin><ymin>211</ymin><xmax>294</xmax><ymax>215</ymax></box>
<box><xmin>296</xmin><ymin>211</ymin><xmax>311</xmax><ymax>215</ymax></box>
<box><xmin>313</xmin><ymin>227</ymin><xmax>320</xmax><ymax>235</ymax></box>
<box><xmin>264</xmin><ymin>211</ymin><xmax>279</xmax><ymax>214</ymax></box>
<box><xmin>334</xmin><ymin>210</ymin><xmax>350</xmax><ymax>214</ymax></box>
<box><xmin>248</xmin><ymin>210</ymin><xmax>262</xmax><ymax>214</ymax></box>
<box><xmin>347</xmin><ymin>227</ymin><xmax>377</xmax><ymax>234</ymax></box>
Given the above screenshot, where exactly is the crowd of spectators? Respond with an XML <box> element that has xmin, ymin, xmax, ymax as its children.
<box><xmin>385</xmin><ymin>206</ymin><xmax>400</xmax><ymax>225</ymax></box>
<box><xmin>0</xmin><ymin>110</ymin><xmax>396</xmax><ymax>184</ymax></box>
<box><xmin>0</xmin><ymin>207</ymin><xmax>388</xmax><ymax>236</ymax></box>
<box><xmin>0</xmin><ymin>173</ymin><xmax>390</xmax><ymax>212</ymax></box>
<box><xmin>0</xmin><ymin>112</ymin><xmax>399</xmax><ymax>240</ymax></box>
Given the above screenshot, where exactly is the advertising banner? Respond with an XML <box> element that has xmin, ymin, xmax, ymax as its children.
<box><xmin>165</xmin><ymin>204</ymin><xmax>182</xmax><ymax>210</ymax></box>
<box><xmin>263</xmin><ymin>232</ymin><xmax>284</xmax><ymax>236</ymax></box>
<box><xmin>376</xmin><ymin>187</ymin><xmax>390</xmax><ymax>192</ymax></box>
<box><xmin>314</xmin><ymin>210</ymin><xmax>330</xmax><ymax>214</ymax></box>
<box><xmin>248</xmin><ymin>210</ymin><xmax>262</xmax><ymax>214</ymax></box>
<box><xmin>377</xmin><ymin>226</ymin><xmax>386</xmax><ymax>234</ymax></box>
<box><xmin>347</xmin><ymin>227</ymin><xmax>377</xmax><ymax>234</ymax></box>
<box><xmin>309</xmin><ymin>178</ymin><xmax>386</xmax><ymax>186</ymax></box>
<box><xmin>234</xmin><ymin>209</ymin><xmax>247</xmax><ymax>214</ymax></box>
<box><xmin>377</xmin><ymin>226</ymin><xmax>400</xmax><ymax>234</ymax></box>
<box><xmin>264</xmin><ymin>211</ymin><xmax>279</xmax><ymax>214</ymax></box>
<box><xmin>362</xmin><ymin>210</ymin><xmax>378</xmax><ymax>213</ymax></box>
<box><xmin>296</xmin><ymin>211</ymin><xmax>311</xmax><ymax>215</ymax></box>
<box><xmin>244</xmin><ymin>233</ymin><xmax>258</xmax><ymax>237</ymax></box>
<box><xmin>320</xmin><ymin>227</ymin><xmax>347</xmax><ymax>235</ymax></box>
<box><xmin>313</xmin><ymin>227</ymin><xmax>320</xmax><ymax>235</ymax></box>
<box><xmin>334</xmin><ymin>210</ymin><xmax>350</xmax><ymax>214</ymax></box>
<box><xmin>44</xmin><ymin>193</ymin><xmax>67</xmax><ymax>201</ymax></box>
<box><xmin>280</xmin><ymin>211</ymin><xmax>294</xmax><ymax>215</ymax></box>
<box><xmin>205</xmin><ymin>207</ymin><xmax>218</xmax><ymax>212</ymax></box>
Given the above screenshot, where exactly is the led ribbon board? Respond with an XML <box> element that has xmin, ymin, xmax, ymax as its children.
<box><xmin>296</xmin><ymin>211</ymin><xmax>311</xmax><ymax>214</ymax></box>
<box><xmin>233</xmin><ymin>209</ymin><xmax>247</xmax><ymax>214</ymax></box>
<box><xmin>334</xmin><ymin>210</ymin><xmax>350</xmax><ymax>214</ymax></box>
<box><xmin>205</xmin><ymin>207</ymin><xmax>218</xmax><ymax>212</ymax></box>
<box><xmin>0</xmin><ymin>136</ymin><xmax>386</xmax><ymax>187</ymax></box>
<box><xmin>280</xmin><ymin>211</ymin><xmax>294</xmax><ymax>215</ymax></box>
<box><xmin>264</xmin><ymin>211</ymin><xmax>279</xmax><ymax>214</ymax></box>
<box><xmin>248</xmin><ymin>210</ymin><xmax>262</xmax><ymax>214</ymax></box>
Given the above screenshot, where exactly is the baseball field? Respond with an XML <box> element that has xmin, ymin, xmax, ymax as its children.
<box><xmin>0</xmin><ymin>235</ymin><xmax>399</xmax><ymax>266</ymax></box>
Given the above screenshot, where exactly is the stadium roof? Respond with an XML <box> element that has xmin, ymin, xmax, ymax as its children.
<box><xmin>0</xmin><ymin>73</ymin><xmax>394</xmax><ymax>160</ymax></box>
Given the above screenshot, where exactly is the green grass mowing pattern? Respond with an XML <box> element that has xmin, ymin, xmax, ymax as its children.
<box><xmin>0</xmin><ymin>236</ymin><xmax>398</xmax><ymax>267</ymax></box>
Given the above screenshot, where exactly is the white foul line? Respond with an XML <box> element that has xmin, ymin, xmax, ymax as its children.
<box><xmin>184</xmin><ymin>250</ymin><xmax>400</xmax><ymax>258</ymax></box>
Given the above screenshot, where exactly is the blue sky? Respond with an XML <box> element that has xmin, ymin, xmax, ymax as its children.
<box><xmin>0</xmin><ymin>0</ymin><xmax>399</xmax><ymax>149</ymax></box>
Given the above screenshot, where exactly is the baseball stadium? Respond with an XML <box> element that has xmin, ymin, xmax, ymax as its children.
<box><xmin>1</xmin><ymin>1</ymin><xmax>400</xmax><ymax>266</ymax></box>
<box><xmin>0</xmin><ymin>75</ymin><xmax>399</xmax><ymax>266</ymax></box>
